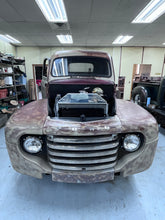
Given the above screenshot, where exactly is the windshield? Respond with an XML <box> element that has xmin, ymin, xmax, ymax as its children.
<box><xmin>52</xmin><ymin>56</ymin><xmax>111</xmax><ymax>77</ymax></box>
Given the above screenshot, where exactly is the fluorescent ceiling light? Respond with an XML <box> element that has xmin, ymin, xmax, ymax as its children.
<box><xmin>132</xmin><ymin>0</ymin><xmax>165</xmax><ymax>23</ymax></box>
<box><xmin>35</xmin><ymin>0</ymin><xmax>68</xmax><ymax>22</ymax></box>
<box><xmin>57</xmin><ymin>34</ymin><xmax>73</xmax><ymax>44</ymax></box>
<box><xmin>0</xmin><ymin>34</ymin><xmax>21</xmax><ymax>44</ymax></box>
<box><xmin>112</xmin><ymin>35</ymin><xmax>133</xmax><ymax>44</ymax></box>
<box><xmin>5</xmin><ymin>35</ymin><xmax>21</xmax><ymax>44</ymax></box>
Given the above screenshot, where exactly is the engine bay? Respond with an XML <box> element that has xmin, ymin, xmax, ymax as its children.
<box><xmin>48</xmin><ymin>82</ymin><xmax>116</xmax><ymax>121</ymax></box>
<box><xmin>55</xmin><ymin>93</ymin><xmax>108</xmax><ymax>121</ymax></box>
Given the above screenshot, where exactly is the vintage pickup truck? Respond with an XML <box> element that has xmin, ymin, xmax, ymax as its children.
<box><xmin>5</xmin><ymin>50</ymin><xmax>158</xmax><ymax>183</ymax></box>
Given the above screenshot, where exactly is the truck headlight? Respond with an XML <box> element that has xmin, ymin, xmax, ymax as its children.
<box><xmin>23</xmin><ymin>136</ymin><xmax>42</xmax><ymax>154</ymax></box>
<box><xmin>123</xmin><ymin>134</ymin><xmax>141</xmax><ymax>152</ymax></box>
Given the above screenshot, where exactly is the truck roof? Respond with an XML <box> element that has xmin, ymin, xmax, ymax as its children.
<box><xmin>52</xmin><ymin>50</ymin><xmax>111</xmax><ymax>60</ymax></box>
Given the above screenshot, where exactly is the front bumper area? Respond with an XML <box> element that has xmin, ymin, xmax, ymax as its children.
<box><xmin>5</xmin><ymin>134</ymin><xmax>158</xmax><ymax>183</ymax></box>
<box><xmin>52</xmin><ymin>168</ymin><xmax>114</xmax><ymax>183</ymax></box>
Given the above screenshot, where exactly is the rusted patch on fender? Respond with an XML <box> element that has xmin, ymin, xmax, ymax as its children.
<box><xmin>6</xmin><ymin>142</ymin><xmax>51</xmax><ymax>179</ymax></box>
<box><xmin>7</xmin><ymin>99</ymin><xmax>48</xmax><ymax>127</ymax></box>
<box><xmin>116</xmin><ymin>140</ymin><xmax>158</xmax><ymax>176</ymax></box>
<box><xmin>5</xmin><ymin>99</ymin><xmax>48</xmax><ymax>144</ymax></box>
<box><xmin>116</xmin><ymin>99</ymin><xmax>158</xmax><ymax>142</ymax></box>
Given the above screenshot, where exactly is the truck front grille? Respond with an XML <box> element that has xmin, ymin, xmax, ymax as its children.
<box><xmin>47</xmin><ymin>134</ymin><xmax>119</xmax><ymax>171</ymax></box>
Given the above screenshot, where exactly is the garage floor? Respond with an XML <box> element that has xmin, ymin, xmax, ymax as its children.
<box><xmin>0</xmin><ymin>126</ymin><xmax>165</xmax><ymax>220</ymax></box>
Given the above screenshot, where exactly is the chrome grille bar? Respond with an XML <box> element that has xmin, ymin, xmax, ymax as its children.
<box><xmin>49</xmin><ymin>155</ymin><xmax>117</xmax><ymax>164</ymax></box>
<box><xmin>47</xmin><ymin>140</ymin><xmax>119</xmax><ymax>151</ymax></box>
<box><xmin>50</xmin><ymin>162</ymin><xmax>116</xmax><ymax>171</ymax></box>
<box><xmin>48</xmin><ymin>148</ymin><xmax>118</xmax><ymax>158</ymax></box>
<box><xmin>47</xmin><ymin>134</ymin><xmax>118</xmax><ymax>144</ymax></box>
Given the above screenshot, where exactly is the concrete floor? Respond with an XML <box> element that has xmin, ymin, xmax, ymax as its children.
<box><xmin>0</xmin><ymin>126</ymin><xmax>165</xmax><ymax>220</ymax></box>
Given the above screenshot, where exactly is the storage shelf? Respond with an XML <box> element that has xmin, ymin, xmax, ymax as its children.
<box><xmin>0</xmin><ymin>72</ymin><xmax>13</xmax><ymax>76</ymax></box>
<box><xmin>0</xmin><ymin>96</ymin><xmax>16</xmax><ymax>101</ymax></box>
<box><xmin>16</xmin><ymin>84</ymin><xmax>25</xmax><ymax>87</ymax></box>
<box><xmin>0</xmin><ymin>58</ymin><xmax>25</xmax><ymax>66</ymax></box>
<box><xmin>0</xmin><ymin>60</ymin><xmax>12</xmax><ymax>66</ymax></box>
<box><xmin>0</xmin><ymin>85</ymin><xmax>14</xmax><ymax>89</ymax></box>
<box><xmin>13</xmin><ymin>59</ymin><xmax>25</xmax><ymax>65</ymax></box>
<box><xmin>0</xmin><ymin>54</ymin><xmax>26</xmax><ymax>108</ymax></box>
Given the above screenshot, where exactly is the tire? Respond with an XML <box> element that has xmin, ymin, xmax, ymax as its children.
<box><xmin>132</xmin><ymin>86</ymin><xmax>149</xmax><ymax>106</ymax></box>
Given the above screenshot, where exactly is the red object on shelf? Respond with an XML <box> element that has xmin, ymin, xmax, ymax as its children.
<box><xmin>19</xmin><ymin>101</ymin><xmax>24</xmax><ymax>106</ymax></box>
<box><xmin>36</xmin><ymin>80</ymin><xmax>41</xmax><ymax>86</ymax></box>
<box><xmin>0</xmin><ymin>89</ymin><xmax>8</xmax><ymax>98</ymax></box>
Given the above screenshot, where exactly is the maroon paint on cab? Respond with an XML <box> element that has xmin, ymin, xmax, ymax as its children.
<box><xmin>49</xmin><ymin>78</ymin><xmax>114</xmax><ymax>85</ymax></box>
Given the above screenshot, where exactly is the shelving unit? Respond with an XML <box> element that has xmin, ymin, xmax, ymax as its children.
<box><xmin>0</xmin><ymin>56</ymin><xmax>17</xmax><ymax>103</ymax></box>
<box><xmin>0</xmin><ymin>96</ymin><xmax>17</xmax><ymax>101</ymax></box>
<box><xmin>0</xmin><ymin>53</ymin><xmax>27</xmax><ymax>113</ymax></box>
<box><xmin>12</xmin><ymin>57</ymin><xmax>28</xmax><ymax>102</ymax></box>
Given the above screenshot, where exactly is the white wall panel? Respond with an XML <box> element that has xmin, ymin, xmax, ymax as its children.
<box><xmin>143</xmin><ymin>48</ymin><xmax>165</xmax><ymax>76</ymax></box>
<box><xmin>121</xmin><ymin>47</ymin><xmax>143</xmax><ymax>100</ymax></box>
<box><xmin>0</xmin><ymin>39</ymin><xmax>15</xmax><ymax>55</ymax></box>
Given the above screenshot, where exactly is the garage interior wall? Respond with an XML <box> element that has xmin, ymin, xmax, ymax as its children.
<box><xmin>0</xmin><ymin>43</ymin><xmax>163</xmax><ymax>100</ymax></box>
<box><xmin>16</xmin><ymin>46</ymin><xmax>165</xmax><ymax>100</ymax></box>
<box><xmin>121</xmin><ymin>47</ymin><xmax>143</xmax><ymax>100</ymax></box>
<box><xmin>0</xmin><ymin>39</ymin><xmax>15</xmax><ymax>55</ymax></box>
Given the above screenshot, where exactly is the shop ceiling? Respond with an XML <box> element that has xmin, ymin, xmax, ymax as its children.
<box><xmin>0</xmin><ymin>0</ymin><xmax>165</xmax><ymax>47</ymax></box>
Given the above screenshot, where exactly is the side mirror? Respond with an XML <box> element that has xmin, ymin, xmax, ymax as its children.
<box><xmin>42</xmin><ymin>58</ymin><xmax>50</xmax><ymax>78</ymax></box>
<box><xmin>41</xmin><ymin>58</ymin><xmax>50</xmax><ymax>99</ymax></box>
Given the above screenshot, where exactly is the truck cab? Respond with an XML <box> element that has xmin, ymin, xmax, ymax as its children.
<box><xmin>44</xmin><ymin>50</ymin><xmax>116</xmax><ymax>120</ymax></box>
